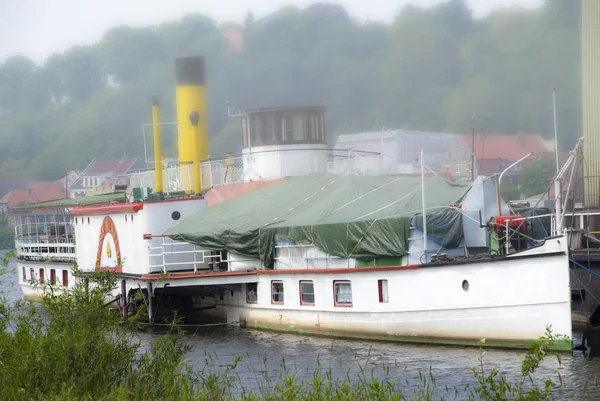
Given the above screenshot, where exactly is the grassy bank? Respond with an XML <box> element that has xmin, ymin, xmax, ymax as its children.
<box><xmin>0</xmin><ymin>268</ymin><xmax>592</xmax><ymax>400</ymax></box>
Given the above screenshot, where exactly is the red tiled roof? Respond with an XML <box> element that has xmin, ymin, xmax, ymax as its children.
<box><xmin>7</xmin><ymin>181</ymin><xmax>66</xmax><ymax>208</ymax></box>
<box><xmin>205</xmin><ymin>179</ymin><xmax>286</xmax><ymax>206</ymax></box>
<box><xmin>465</xmin><ymin>134</ymin><xmax>549</xmax><ymax>161</ymax></box>
<box><xmin>221</xmin><ymin>30</ymin><xmax>243</xmax><ymax>51</ymax></box>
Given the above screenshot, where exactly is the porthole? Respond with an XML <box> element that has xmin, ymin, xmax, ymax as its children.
<box><xmin>462</xmin><ymin>280</ymin><xmax>469</xmax><ymax>292</ymax></box>
<box><xmin>171</xmin><ymin>211</ymin><xmax>181</xmax><ymax>221</ymax></box>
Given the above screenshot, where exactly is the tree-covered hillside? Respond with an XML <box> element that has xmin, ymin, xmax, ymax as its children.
<box><xmin>0</xmin><ymin>0</ymin><xmax>581</xmax><ymax>180</ymax></box>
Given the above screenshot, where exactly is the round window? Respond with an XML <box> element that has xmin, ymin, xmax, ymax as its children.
<box><xmin>462</xmin><ymin>280</ymin><xmax>469</xmax><ymax>292</ymax></box>
<box><xmin>171</xmin><ymin>211</ymin><xmax>181</xmax><ymax>221</ymax></box>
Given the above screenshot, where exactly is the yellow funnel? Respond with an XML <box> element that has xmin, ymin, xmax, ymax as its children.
<box><xmin>175</xmin><ymin>56</ymin><xmax>208</xmax><ymax>192</ymax></box>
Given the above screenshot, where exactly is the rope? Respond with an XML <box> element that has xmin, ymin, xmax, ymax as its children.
<box><xmin>569</xmin><ymin>259</ymin><xmax>600</xmax><ymax>309</ymax></box>
<box><xmin>571</xmin><ymin>258</ymin><xmax>600</xmax><ymax>279</ymax></box>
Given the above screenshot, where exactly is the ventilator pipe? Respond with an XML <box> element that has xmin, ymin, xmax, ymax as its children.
<box><xmin>151</xmin><ymin>95</ymin><xmax>164</xmax><ymax>194</ymax></box>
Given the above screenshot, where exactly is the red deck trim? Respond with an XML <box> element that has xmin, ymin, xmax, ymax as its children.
<box><xmin>144</xmin><ymin>196</ymin><xmax>204</xmax><ymax>204</ymax></box>
<box><xmin>256</xmin><ymin>265</ymin><xmax>419</xmax><ymax>275</ymax></box>
<box><xmin>70</xmin><ymin>203</ymin><xmax>143</xmax><ymax>216</ymax></box>
<box><xmin>139</xmin><ymin>264</ymin><xmax>419</xmax><ymax>281</ymax></box>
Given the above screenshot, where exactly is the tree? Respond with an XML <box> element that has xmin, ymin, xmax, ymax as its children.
<box><xmin>244</xmin><ymin>10</ymin><xmax>255</xmax><ymax>30</ymax></box>
<box><xmin>519</xmin><ymin>157</ymin><xmax>556</xmax><ymax>197</ymax></box>
<box><xmin>0</xmin><ymin>1</ymin><xmax>584</xmax><ymax>181</ymax></box>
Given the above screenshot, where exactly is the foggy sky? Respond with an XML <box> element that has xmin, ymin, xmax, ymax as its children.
<box><xmin>1</xmin><ymin>0</ymin><xmax>543</xmax><ymax>64</ymax></box>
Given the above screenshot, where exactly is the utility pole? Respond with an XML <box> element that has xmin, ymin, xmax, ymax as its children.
<box><xmin>470</xmin><ymin>114</ymin><xmax>477</xmax><ymax>182</ymax></box>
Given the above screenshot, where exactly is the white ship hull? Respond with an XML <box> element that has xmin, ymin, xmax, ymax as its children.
<box><xmin>17</xmin><ymin>261</ymin><xmax>74</xmax><ymax>301</ymax></box>
<box><xmin>142</xmin><ymin>236</ymin><xmax>573</xmax><ymax>350</ymax></box>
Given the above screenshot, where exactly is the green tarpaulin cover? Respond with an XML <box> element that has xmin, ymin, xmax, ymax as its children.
<box><xmin>167</xmin><ymin>174</ymin><xmax>471</xmax><ymax>266</ymax></box>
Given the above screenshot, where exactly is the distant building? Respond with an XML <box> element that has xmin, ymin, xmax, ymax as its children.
<box><xmin>69</xmin><ymin>157</ymin><xmax>138</xmax><ymax>198</ymax></box>
<box><xmin>221</xmin><ymin>29</ymin><xmax>243</xmax><ymax>51</ymax></box>
<box><xmin>5</xmin><ymin>181</ymin><xmax>67</xmax><ymax>226</ymax></box>
<box><xmin>334</xmin><ymin>130</ymin><xmax>461</xmax><ymax>175</ymax></box>
<box><xmin>441</xmin><ymin>133</ymin><xmax>554</xmax><ymax>184</ymax></box>
<box><xmin>0</xmin><ymin>177</ymin><xmax>31</xmax><ymax>197</ymax></box>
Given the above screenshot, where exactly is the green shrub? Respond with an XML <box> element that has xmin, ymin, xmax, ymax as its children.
<box><xmin>0</xmin><ymin>225</ymin><xmax>14</xmax><ymax>249</ymax></box>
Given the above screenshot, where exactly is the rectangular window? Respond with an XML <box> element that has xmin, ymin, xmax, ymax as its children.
<box><xmin>50</xmin><ymin>269</ymin><xmax>56</xmax><ymax>285</ymax></box>
<box><xmin>22</xmin><ymin>266</ymin><xmax>26</xmax><ymax>282</ymax></box>
<box><xmin>292</xmin><ymin>116</ymin><xmax>304</xmax><ymax>141</ymax></box>
<box><xmin>300</xmin><ymin>281</ymin><xmax>315</xmax><ymax>305</ymax></box>
<box><xmin>62</xmin><ymin>270</ymin><xmax>69</xmax><ymax>287</ymax></box>
<box><xmin>252</xmin><ymin>115</ymin><xmax>265</xmax><ymax>144</ymax></box>
<box><xmin>242</xmin><ymin>117</ymin><xmax>249</xmax><ymax>147</ymax></box>
<box><xmin>246</xmin><ymin>283</ymin><xmax>258</xmax><ymax>304</ymax></box>
<box><xmin>30</xmin><ymin>268</ymin><xmax>34</xmax><ymax>281</ymax></box>
<box><xmin>378</xmin><ymin>279</ymin><xmax>389</xmax><ymax>303</ymax></box>
<box><xmin>304</xmin><ymin>115</ymin><xmax>313</xmax><ymax>140</ymax></box>
<box><xmin>334</xmin><ymin>281</ymin><xmax>352</xmax><ymax>307</ymax></box>
<box><xmin>272</xmin><ymin>115</ymin><xmax>282</xmax><ymax>142</ymax></box>
<box><xmin>283</xmin><ymin>116</ymin><xmax>293</xmax><ymax>141</ymax></box>
<box><xmin>39</xmin><ymin>268</ymin><xmax>45</xmax><ymax>284</ymax></box>
<box><xmin>271</xmin><ymin>280</ymin><xmax>284</xmax><ymax>304</ymax></box>
<box><xmin>456</xmin><ymin>161</ymin><xmax>462</xmax><ymax>174</ymax></box>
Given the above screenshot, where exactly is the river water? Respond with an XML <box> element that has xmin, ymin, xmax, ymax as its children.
<box><xmin>2</xmin><ymin>260</ymin><xmax>599</xmax><ymax>399</ymax></box>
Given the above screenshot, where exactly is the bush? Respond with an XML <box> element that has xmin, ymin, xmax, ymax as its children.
<box><xmin>0</xmin><ymin>226</ymin><xmax>14</xmax><ymax>249</ymax></box>
<box><xmin>0</xmin><ymin>269</ymin><xmax>198</xmax><ymax>400</ymax></box>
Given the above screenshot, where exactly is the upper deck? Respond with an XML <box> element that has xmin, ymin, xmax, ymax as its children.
<box><xmin>15</xmin><ymin>221</ymin><xmax>76</xmax><ymax>262</ymax></box>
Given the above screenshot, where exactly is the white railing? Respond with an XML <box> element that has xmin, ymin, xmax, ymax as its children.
<box><xmin>129</xmin><ymin>149</ymin><xmax>387</xmax><ymax>194</ymax></box>
<box><xmin>148</xmin><ymin>236</ymin><xmax>214</xmax><ymax>273</ymax></box>
<box><xmin>147</xmin><ymin>236</ymin><xmax>258</xmax><ymax>273</ymax></box>
<box><xmin>129</xmin><ymin>156</ymin><xmax>245</xmax><ymax>195</ymax></box>
<box><xmin>327</xmin><ymin>149</ymin><xmax>383</xmax><ymax>176</ymax></box>
<box><xmin>15</xmin><ymin>222</ymin><xmax>76</xmax><ymax>261</ymax></box>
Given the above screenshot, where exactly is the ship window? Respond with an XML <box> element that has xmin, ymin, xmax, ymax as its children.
<box><xmin>304</xmin><ymin>115</ymin><xmax>313</xmax><ymax>140</ymax></box>
<box><xmin>50</xmin><ymin>269</ymin><xmax>56</xmax><ymax>285</ymax></box>
<box><xmin>252</xmin><ymin>115</ymin><xmax>265</xmax><ymax>144</ymax></box>
<box><xmin>378</xmin><ymin>279</ymin><xmax>389</xmax><ymax>303</ymax></box>
<box><xmin>242</xmin><ymin>117</ymin><xmax>249</xmax><ymax>147</ymax></box>
<box><xmin>462</xmin><ymin>280</ymin><xmax>469</xmax><ymax>292</ymax></box>
<box><xmin>39</xmin><ymin>268</ymin><xmax>45</xmax><ymax>284</ymax></box>
<box><xmin>266</xmin><ymin>115</ymin><xmax>279</xmax><ymax>143</ymax></box>
<box><xmin>22</xmin><ymin>266</ymin><xmax>26</xmax><ymax>282</ymax></box>
<box><xmin>246</xmin><ymin>283</ymin><xmax>258</xmax><ymax>304</ymax></box>
<box><xmin>271</xmin><ymin>280</ymin><xmax>284</xmax><ymax>304</ymax></box>
<box><xmin>62</xmin><ymin>270</ymin><xmax>69</xmax><ymax>287</ymax></box>
<box><xmin>283</xmin><ymin>116</ymin><xmax>293</xmax><ymax>141</ymax></box>
<box><xmin>300</xmin><ymin>280</ymin><xmax>315</xmax><ymax>305</ymax></box>
<box><xmin>292</xmin><ymin>116</ymin><xmax>304</xmax><ymax>141</ymax></box>
<box><xmin>334</xmin><ymin>281</ymin><xmax>352</xmax><ymax>307</ymax></box>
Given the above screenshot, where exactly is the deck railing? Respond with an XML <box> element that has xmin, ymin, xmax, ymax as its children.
<box><xmin>147</xmin><ymin>236</ymin><xmax>258</xmax><ymax>273</ymax></box>
<box><xmin>15</xmin><ymin>222</ymin><xmax>76</xmax><ymax>261</ymax></box>
<box><xmin>128</xmin><ymin>149</ymin><xmax>384</xmax><ymax>194</ymax></box>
